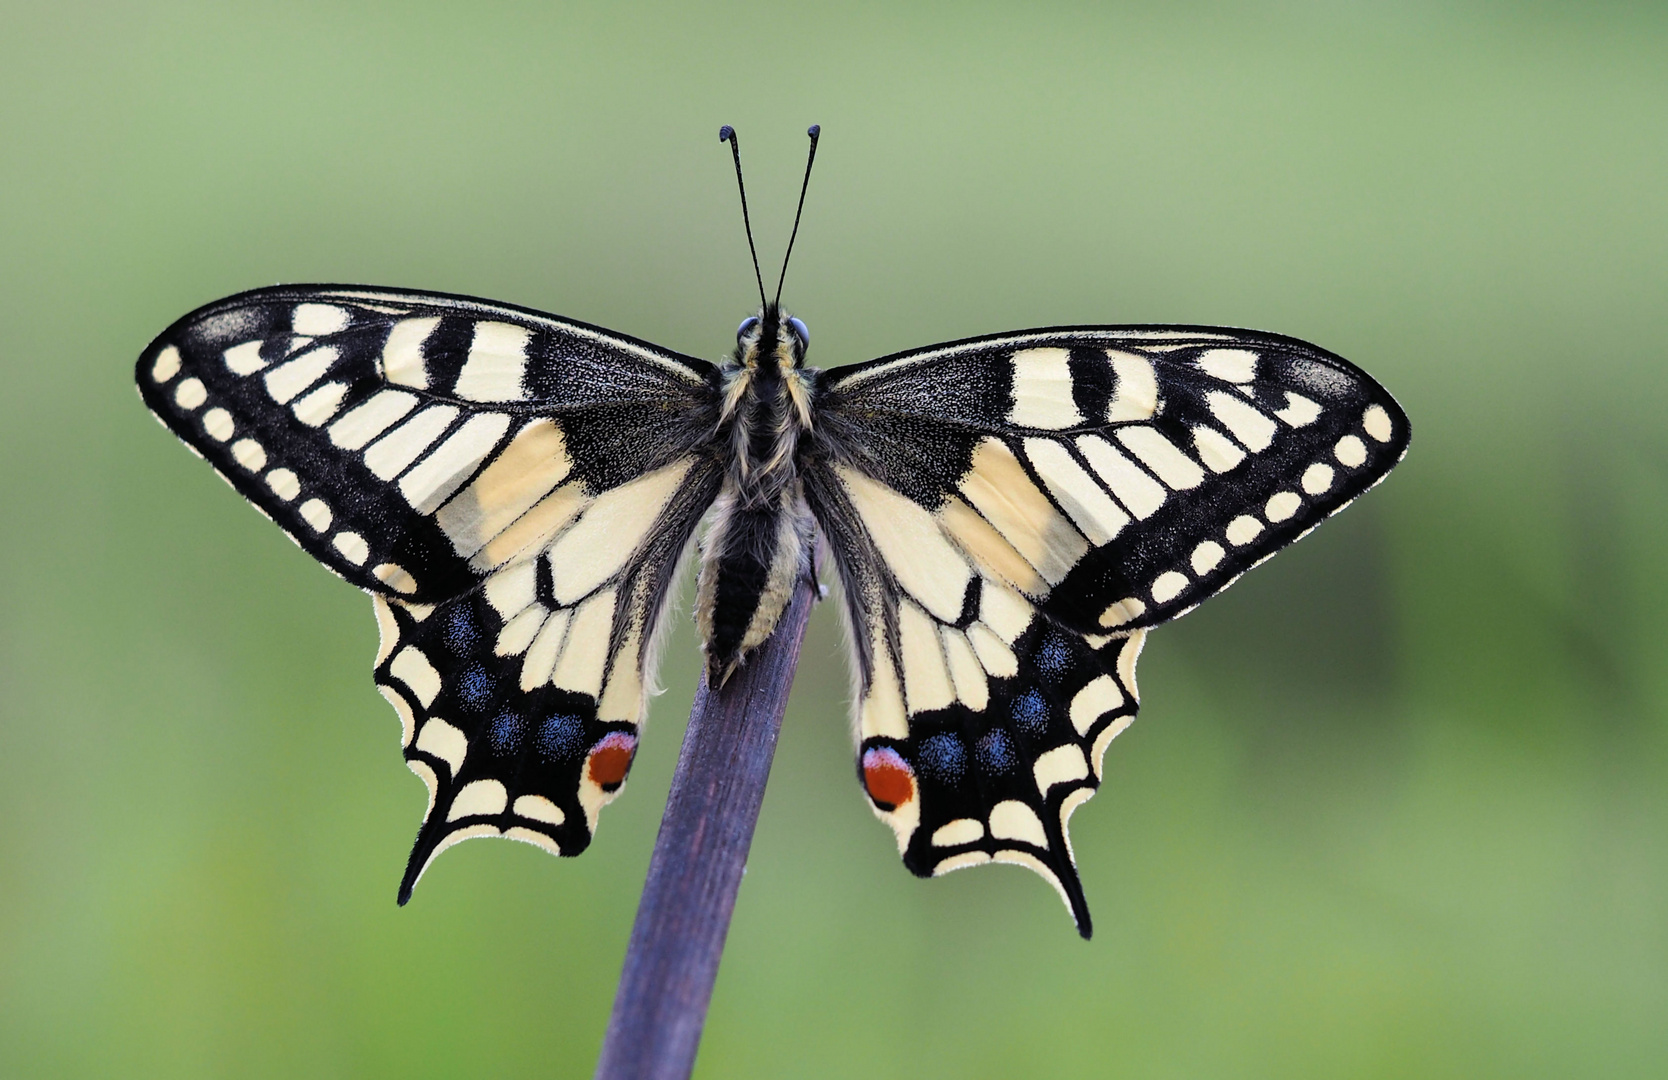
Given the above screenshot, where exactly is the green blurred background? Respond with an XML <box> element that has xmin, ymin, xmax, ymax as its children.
<box><xmin>3</xmin><ymin>1</ymin><xmax>1665</xmax><ymax>1076</ymax></box>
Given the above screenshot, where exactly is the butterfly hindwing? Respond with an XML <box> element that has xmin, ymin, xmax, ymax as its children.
<box><xmin>138</xmin><ymin>285</ymin><xmax>723</xmax><ymax>895</ymax></box>
<box><xmin>812</xmin><ymin>324</ymin><xmax>1408</xmax><ymax>933</ymax></box>
<box><xmin>378</xmin><ymin>454</ymin><xmax>719</xmax><ymax>898</ymax></box>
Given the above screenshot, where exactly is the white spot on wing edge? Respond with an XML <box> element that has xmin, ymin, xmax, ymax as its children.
<box><xmin>1363</xmin><ymin>405</ymin><xmax>1394</xmax><ymax>442</ymax></box>
<box><xmin>298</xmin><ymin>498</ymin><xmax>332</xmax><ymax>532</ymax></box>
<box><xmin>173</xmin><ymin>378</ymin><xmax>207</xmax><ymax>410</ymax></box>
<box><xmin>332</xmin><ymin>531</ymin><xmax>370</xmax><ymax>566</ymax></box>
<box><xmin>1225</xmin><ymin>515</ymin><xmax>1263</xmax><ymax>546</ymax></box>
<box><xmin>1190</xmin><ymin>541</ymin><xmax>1224</xmax><ymax>575</ymax></box>
<box><xmin>989</xmin><ymin>800</ymin><xmax>1048</xmax><ymax>847</ymax></box>
<box><xmin>1301</xmin><ymin>462</ymin><xmax>1335</xmax><ymax>495</ymax></box>
<box><xmin>1265</xmin><ymin>491</ymin><xmax>1301</xmax><ymax>522</ymax></box>
<box><xmin>231</xmin><ymin>439</ymin><xmax>266</xmax><ymax>471</ymax></box>
<box><xmin>264</xmin><ymin>468</ymin><xmax>300</xmax><ymax>501</ymax></box>
<box><xmin>1069</xmin><ymin>675</ymin><xmax>1124</xmax><ymax>735</ymax></box>
<box><xmin>447</xmin><ymin>779</ymin><xmax>508</xmax><ymax>821</ymax></box>
<box><xmin>1033</xmin><ymin>744</ymin><xmax>1090</xmax><ymax>793</ymax></box>
<box><xmin>1151</xmin><ymin>570</ymin><xmax>1189</xmax><ymax>604</ymax></box>
<box><xmin>391</xmin><ymin>645</ymin><xmax>441</xmax><ymax>706</ymax></box>
<box><xmin>414</xmin><ymin>717</ymin><xmax>467</xmax><ymax>775</ymax></box>
<box><xmin>202</xmin><ymin>408</ymin><xmax>234</xmax><ymax>442</ymax></box>
<box><xmin>1335</xmin><ymin>434</ymin><xmax>1368</xmax><ymax>468</ymax></box>
<box><xmin>513</xmin><ymin>794</ymin><xmax>565</xmax><ymax>826</ymax></box>
<box><xmin>151</xmin><ymin>345</ymin><xmax>182</xmax><ymax>382</ymax></box>
<box><xmin>931</xmin><ymin>818</ymin><xmax>985</xmax><ymax>847</ymax></box>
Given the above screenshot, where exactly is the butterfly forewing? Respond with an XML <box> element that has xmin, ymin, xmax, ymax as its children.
<box><xmin>819</xmin><ymin>326</ymin><xmax>1409</xmax><ymax>633</ymax></box>
<box><xmin>138</xmin><ymin>285</ymin><xmax>723</xmax><ymax>892</ymax></box>
<box><xmin>812</xmin><ymin>325</ymin><xmax>1408</xmax><ymax>934</ymax></box>
<box><xmin>137</xmin><ymin>285</ymin><xmax>716</xmax><ymax>601</ymax></box>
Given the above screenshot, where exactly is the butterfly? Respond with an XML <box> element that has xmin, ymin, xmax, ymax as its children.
<box><xmin>135</xmin><ymin>126</ymin><xmax>1408</xmax><ymax>937</ymax></box>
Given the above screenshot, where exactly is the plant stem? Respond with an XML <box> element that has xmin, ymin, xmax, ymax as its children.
<box><xmin>593</xmin><ymin>565</ymin><xmax>818</xmax><ymax>1080</ymax></box>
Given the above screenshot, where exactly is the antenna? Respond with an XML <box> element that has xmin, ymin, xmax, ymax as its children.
<box><xmin>774</xmin><ymin>124</ymin><xmax>821</xmax><ymax>307</ymax></box>
<box><xmin>718</xmin><ymin>125</ymin><xmax>767</xmax><ymax>309</ymax></box>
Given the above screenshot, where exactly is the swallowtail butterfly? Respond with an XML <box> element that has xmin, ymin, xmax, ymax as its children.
<box><xmin>136</xmin><ymin>126</ymin><xmax>1408</xmax><ymax>937</ymax></box>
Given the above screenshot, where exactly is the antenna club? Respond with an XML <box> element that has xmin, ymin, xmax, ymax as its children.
<box><xmin>807</xmin><ymin>124</ymin><xmax>820</xmax><ymax>138</ymax></box>
<box><xmin>719</xmin><ymin>125</ymin><xmax>735</xmax><ymax>143</ymax></box>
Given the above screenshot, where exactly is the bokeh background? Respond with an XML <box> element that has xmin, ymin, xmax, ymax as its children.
<box><xmin>3</xmin><ymin>2</ymin><xmax>1666</xmax><ymax>1076</ymax></box>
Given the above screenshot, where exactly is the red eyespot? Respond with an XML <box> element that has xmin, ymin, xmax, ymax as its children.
<box><xmin>586</xmin><ymin>732</ymin><xmax>638</xmax><ymax>789</ymax></box>
<box><xmin>862</xmin><ymin>747</ymin><xmax>915</xmax><ymax>810</ymax></box>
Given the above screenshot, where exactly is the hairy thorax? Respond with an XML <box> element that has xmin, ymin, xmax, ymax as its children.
<box><xmin>695</xmin><ymin>313</ymin><xmax>819</xmax><ymax>681</ymax></box>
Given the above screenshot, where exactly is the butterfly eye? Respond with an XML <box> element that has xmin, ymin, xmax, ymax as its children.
<box><xmin>788</xmin><ymin>317</ymin><xmax>810</xmax><ymax>347</ymax></box>
<box><xmin>736</xmin><ymin>317</ymin><xmax>760</xmax><ymax>341</ymax></box>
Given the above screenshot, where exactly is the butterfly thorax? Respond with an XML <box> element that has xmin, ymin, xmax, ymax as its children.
<box><xmin>696</xmin><ymin>307</ymin><xmax>819</xmax><ymax>682</ymax></box>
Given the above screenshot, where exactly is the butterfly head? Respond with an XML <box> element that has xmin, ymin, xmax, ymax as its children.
<box><xmin>735</xmin><ymin>306</ymin><xmax>810</xmax><ymax>371</ymax></box>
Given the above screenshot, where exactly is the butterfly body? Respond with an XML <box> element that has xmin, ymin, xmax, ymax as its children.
<box><xmin>698</xmin><ymin>306</ymin><xmax>818</xmax><ymax>681</ymax></box>
<box><xmin>138</xmin><ymin>281</ymin><xmax>1408</xmax><ymax>936</ymax></box>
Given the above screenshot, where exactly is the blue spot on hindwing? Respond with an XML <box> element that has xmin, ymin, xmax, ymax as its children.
<box><xmin>488</xmin><ymin>712</ymin><xmax>526</xmax><ymax>754</ymax></box>
<box><xmin>1035</xmin><ymin>631</ymin><xmax>1073</xmax><ymax>683</ymax></box>
<box><xmin>916</xmin><ymin>734</ymin><xmax>968</xmax><ymax>783</ymax></box>
<box><xmin>1011</xmin><ymin>689</ymin><xmax>1049</xmax><ymax>735</ymax></box>
<box><xmin>456</xmin><ymin>663</ymin><xmax>495</xmax><ymax>711</ymax></box>
<box><xmin>976</xmin><ymin>730</ymin><xmax>1017</xmax><ymax>775</ymax></box>
<box><xmin>536</xmin><ymin>714</ymin><xmax>586</xmax><ymax>761</ymax></box>
<box><xmin>442</xmin><ymin>605</ymin><xmax>479</xmax><ymax>655</ymax></box>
